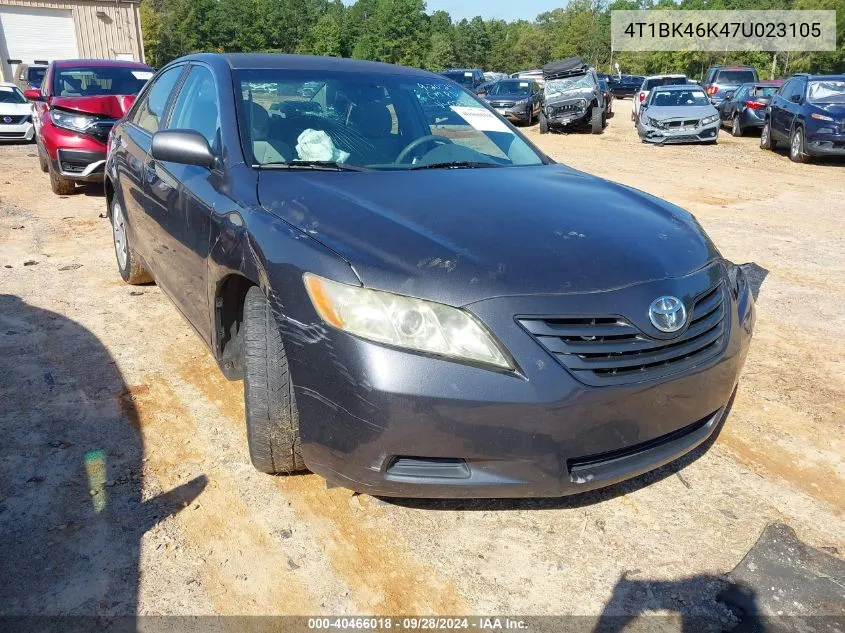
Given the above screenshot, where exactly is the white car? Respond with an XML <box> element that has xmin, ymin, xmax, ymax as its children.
<box><xmin>0</xmin><ymin>82</ymin><xmax>34</xmax><ymax>142</ymax></box>
<box><xmin>631</xmin><ymin>74</ymin><xmax>688</xmax><ymax>122</ymax></box>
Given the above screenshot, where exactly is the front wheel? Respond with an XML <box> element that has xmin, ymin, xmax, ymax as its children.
<box><xmin>760</xmin><ymin>121</ymin><xmax>776</xmax><ymax>150</ymax></box>
<box><xmin>243</xmin><ymin>286</ymin><xmax>305</xmax><ymax>475</ymax></box>
<box><xmin>590</xmin><ymin>107</ymin><xmax>603</xmax><ymax>134</ymax></box>
<box><xmin>789</xmin><ymin>126</ymin><xmax>809</xmax><ymax>163</ymax></box>
<box><xmin>48</xmin><ymin>163</ymin><xmax>75</xmax><ymax>195</ymax></box>
<box><xmin>539</xmin><ymin>110</ymin><xmax>549</xmax><ymax>134</ymax></box>
<box><xmin>37</xmin><ymin>143</ymin><xmax>49</xmax><ymax>173</ymax></box>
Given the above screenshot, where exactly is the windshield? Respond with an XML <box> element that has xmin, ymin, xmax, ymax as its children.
<box><xmin>28</xmin><ymin>67</ymin><xmax>46</xmax><ymax>82</ymax></box>
<box><xmin>716</xmin><ymin>70</ymin><xmax>756</xmax><ymax>84</ymax></box>
<box><xmin>442</xmin><ymin>72</ymin><xmax>475</xmax><ymax>87</ymax></box>
<box><xmin>649</xmin><ymin>89</ymin><xmax>710</xmax><ymax>107</ymax></box>
<box><xmin>644</xmin><ymin>77</ymin><xmax>687</xmax><ymax>90</ymax></box>
<box><xmin>0</xmin><ymin>86</ymin><xmax>27</xmax><ymax>104</ymax></box>
<box><xmin>545</xmin><ymin>75</ymin><xmax>594</xmax><ymax>98</ymax></box>
<box><xmin>236</xmin><ymin>70</ymin><xmax>544</xmax><ymax>171</ymax></box>
<box><xmin>487</xmin><ymin>81</ymin><xmax>531</xmax><ymax>96</ymax></box>
<box><xmin>807</xmin><ymin>80</ymin><xmax>845</xmax><ymax>104</ymax></box>
<box><xmin>53</xmin><ymin>66</ymin><xmax>154</xmax><ymax>97</ymax></box>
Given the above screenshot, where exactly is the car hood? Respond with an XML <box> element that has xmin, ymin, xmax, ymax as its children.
<box><xmin>0</xmin><ymin>103</ymin><xmax>31</xmax><ymax>116</ymax></box>
<box><xmin>257</xmin><ymin>165</ymin><xmax>719</xmax><ymax>306</ymax></box>
<box><xmin>50</xmin><ymin>95</ymin><xmax>136</xmax><ymax>118</ymax></box>
<box><xmin>646</xmin><ymin>105</ymin><xmax>717</xmax><ymax>120</ymax></box>
<box><xmin>812</xmin><ymin>103</ymin><xmax>845</xmax><ymax>117</ymax></box>
<box><xmin>544</xmin><ymin>86</ymin><xmax>594</xmax><ymax>104</ymax></box>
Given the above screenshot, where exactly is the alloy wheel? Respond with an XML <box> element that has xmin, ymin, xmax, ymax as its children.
<box><xmin>112</xmin><ymin>201</ymin><xmax>128</xmax><ymax>270</ymax></box>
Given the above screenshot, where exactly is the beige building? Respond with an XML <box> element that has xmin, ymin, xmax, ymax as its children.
<box><xmin>0</xmin><ymin>0</ymin><xmax>145</xmax><ymax>82</ymax></box>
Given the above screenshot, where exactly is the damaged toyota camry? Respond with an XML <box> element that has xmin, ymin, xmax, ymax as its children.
<box><xmin>105</xmin><ymin>54</ymin><xmax>755</xmax><ymax>498</ymax></box>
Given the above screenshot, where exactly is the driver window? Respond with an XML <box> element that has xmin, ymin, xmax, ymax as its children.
<box><xmin>167</xmin><ymin>66</ymin><xmax>220</xmax><ymax>152</ymax></box>
<box><xmin>133</xmin><ymin>66</ymin><xmax>183</xmax><ymax>134</ymax></box>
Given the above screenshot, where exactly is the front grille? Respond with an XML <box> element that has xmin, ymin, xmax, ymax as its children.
<box><xmin>550</xmin><ymin>100</ymin><xmax>586</xmax><ymax>116</ymax></box>
<box><xmin>665</xmin><ymin>119</ymin><xmax>700</xmax><ymax>130</ymax></box>
<box><xmin>517</xmin><ymin>283</ymin><xmax>728</xmax><ymax>387</ymax></box>
<box><xmin>86</xmin><ymin>120</ymin><xmax>115</xmax><ymax>142</ymax></box>
<box><xmin>490</xmin><ymin>101</ymin><xmax>515</xmax><ymax>108</ymax></box>
<box><xmin>0</xmin><ymin>131</ymin><xmax>27</xmax><ymax>138</ymax></box>
<box><xmin>0</xmin><ymin>115</ymin><xmax>30</xmax><ymax>125</ymax></box>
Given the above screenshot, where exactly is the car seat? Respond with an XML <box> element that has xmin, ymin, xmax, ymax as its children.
<box><xmin>248</xmin><ymin>101</ymin><xmax>292</xmax><ymax>164</ymax></box>
<box><xmin>348</xmin><ymin>102</ymin><xmax>398</xmax><ymax>163</ymax></box>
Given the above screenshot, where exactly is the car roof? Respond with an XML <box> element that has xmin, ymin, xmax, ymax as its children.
<box><xmin>712</xmin><ymin>66</ymin><xmax>755</xmax><ymax>70</ymax></box>
<box><xmin>644</xmin><ymin>74</ymin><xmax>687</xmax><ymax>79</ymax></box>
<box><xmin>0</xmin><ymin>81</ymin><xmax>23</xmax><ymax>89</ymax></box>
<box><xmin>184</xmin><ymin>53</ymin><xmax>441</xmax><ymax>79</ymax></box>
<box><xmin>801</xmin><ymin>74</ymin><xmax>845</xmax><ymax>81</ymax></box>
<box><xmin>53</xmin><ymin>58</ymin><xmax>152</xmax><ymax>69</ymax></box>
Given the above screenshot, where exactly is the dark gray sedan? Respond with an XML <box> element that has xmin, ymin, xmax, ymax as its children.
<box><xmin>637</xmin><ymin>85</ymin><xmax>721</xmax><ymax>144</ymax></box>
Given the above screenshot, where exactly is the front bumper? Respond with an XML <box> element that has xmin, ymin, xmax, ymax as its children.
<box><xmin>805</xmin><ymin>128</ymin><xmax>845</xmax><ymax>156</ymax></box>
<box><xmin>0</xmin><ymin>122</ymin><xmax>34</xmax><ymax>141</ymax></box>
<box><xmin>641</xmin><ymin>121</ymin><xmax>720</xmax><ymax>144</ymax></box>
<box><xmin>490</xmin><ymin>105</ymin><xmax>530</xmax><ymax>124</ymax></box>
<box><xmin>281</xmin><ymin>263</ymin><xmax>754</xmax><ymax>498</ymax></box>
<box><xmin>51</xmin><ymin>149</ymin><xmax>107</xmax><ymax>182</ymax></box>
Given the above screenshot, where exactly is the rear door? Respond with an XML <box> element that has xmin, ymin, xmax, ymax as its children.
<box><xmin>115</xmin><ymin>65</ymin><xmax>185</xmax><ymax>268</ymax></box>
<box><xmin>769</xmin><ymin>80</ymin><xmax>792</xmax><ymax>139</ymax></box>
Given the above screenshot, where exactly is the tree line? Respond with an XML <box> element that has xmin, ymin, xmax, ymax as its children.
<box><xmin>140</xmin><ymin>0</ymin><xmax>845</xmax><ymax>80</ymax></box>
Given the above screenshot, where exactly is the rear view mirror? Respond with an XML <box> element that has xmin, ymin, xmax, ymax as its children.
<box><xmin>23</xmin><ymin>89</ymin><xmax>42</xmax><ymax>101</ymax></box>
<box><xmin>151</xmin><ymin>129</ymin><xmax>216</xmax><ymax>169</ymax></box>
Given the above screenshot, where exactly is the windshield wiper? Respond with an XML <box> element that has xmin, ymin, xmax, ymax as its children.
<box><xmin>409</xmin><ymin>161</ymin><xmax>503</xmax><ymax>171</ymax></box>
<box><xmin>260</xmin><ymin>160</ymin><xmax>371</xmax><ymax>172</ymax></box>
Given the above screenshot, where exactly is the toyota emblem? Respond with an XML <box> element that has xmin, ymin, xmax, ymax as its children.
<box><xmin>649</xmin><ymin>296</ymin><xmax>687</xmax><ymax>333</ymax></box>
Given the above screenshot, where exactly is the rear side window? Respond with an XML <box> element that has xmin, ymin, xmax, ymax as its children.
<box><xmin>715</xmin><ymin>70</ymin><xmax>756</xmax><ymax>84</ymax></box>
<box><xmin>751</xmin><ymin>86</ymin><xmax>778</xmax><ymax>98</ymax></box>
<box><xmin>132</xmin><ymin>66</ymin><xmax>183</xmax><ymax>134</ymax></box>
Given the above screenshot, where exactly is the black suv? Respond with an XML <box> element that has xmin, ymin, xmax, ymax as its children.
<box><xmin>703</xmin><ymin>66</ymin><xmax>758</xmax><ymax>106</ymax></box>
<box><xmin>539</xmin><ymin>57</ymin><xmax>606</xmax><ymax>134</ymax></box>
<box><xmin>761</xmin><ymin>74</ymin><xmax>845</xmax><ymax>163</ymax></box>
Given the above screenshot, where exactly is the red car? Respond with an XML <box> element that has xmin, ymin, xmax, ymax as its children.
<box><xmin>25</xmin><ymin>59</ymin><xmax>153</xmax><ymax>195</ymax></box>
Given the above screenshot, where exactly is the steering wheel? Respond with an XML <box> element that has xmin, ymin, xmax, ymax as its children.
<box><xmin>396</xmin><ymin>135</ymin><xmax>453</xmax><ymax>164</ymax></box>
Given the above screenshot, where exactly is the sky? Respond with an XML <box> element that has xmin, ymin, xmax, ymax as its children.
<box><xmin>342</xmin><ymin>0</ymin><xmax>567</xmax><ymax>22</ymax></box>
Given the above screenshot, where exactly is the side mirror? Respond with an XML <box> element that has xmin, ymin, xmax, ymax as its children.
<box><xmin>790</xmin><ymin>94</ymin><xmax>802</xmax><ymax>104</ymax></box>
<box><xmin>724</xmin><ymin>90</ymin><xmax>735</xmax><ymax>100</ymax></box>
<box><xmin>151</xmin><ymin>129</ymin><xmax>216</xmax><ymax>169</ymax></box>
<box><xmin>23</xmin><ymin>89</ymin><xmax>42</xmax><ymax>101</ymax></box>
<box><xmin>641</xmin><ymin>103</ymin><xmax>648</xmax><ymax>110</ymax></box>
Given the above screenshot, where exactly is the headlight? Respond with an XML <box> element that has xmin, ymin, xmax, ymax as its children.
<box><xmin>810</xmin><ymin>112</ymin><xmax>834</xmax><ymax>122</ymax></box>
<box><xmin>304</xmin><ymin>273</ymin><xmax>513</xmax><ymax>370</ymax></box>
<box><xmin>647</xmin><ymin>117</ymin><xmax>664</xmax><ymax>129</ymax></box>
<box><xmin>50</xmin><ymin>109</ymin><xmax>99</xmax><ymax>133</ymax></box>
<box><xmin>701</xmin><ymin>114</ymin><xmax>719</xmax><ymax>125</ymax></box>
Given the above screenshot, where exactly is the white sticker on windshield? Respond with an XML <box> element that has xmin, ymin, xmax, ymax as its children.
<box><xmin>131</xmin><ymin>71</ymin><xmax>154</xmax><ymax>81</ymax></box>
<box><xmin>519</xmin><ymin>82</ymin><xmax>529</xmax><ymax>87</ymax></box>
<box><xmin>450</xmin><ymin>106</ymin><xmax>511</xmax><ymax>133</ymax></box>
<box><xmin>464</xmin><ymin>72</ymin><xmax>473</xmax><ymax>77</ymax></box>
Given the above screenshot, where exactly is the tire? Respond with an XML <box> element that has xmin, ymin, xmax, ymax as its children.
<box><xmin>111</xmin><ymin>196</ymin><xmax>152</xmax><ymax>284</ymax></box>
<box><xmin>731</xmin><ymin>115</ymin><xmax>744</xmax><ymax>137</ymax></box>
<box><xmin>48</xmin><ymin>162</ymin><xmax>75</xmax><ymax>195</ymax></box>
<box><xmin>243</xmin><ymin>286</ymin><xmax>305</xmax><ymax>475</ymax></box>
<box><xmin>590</xmin><ymin>107</ymin><xmax>603</xmax><ymax>134</ymax></box>
<box><xmin>539</xmin><ymin>110</ymin><xmax>549</xmax><ymax>134</ymax></box>
<box><xmin>37</xmin><ymin>143</ymin><xmax>49</xmax><ymax>173</ymax></box>
<box><xmin>760</xmin><ymin>120</ymin><xmax>776</xmax><ymax>150</ymax></box>
<box><xmin>789</xmin><ymin>126</ymin><xmax>809</xmax><ymax>163</ymax></box>
<box><xmin>526</xmin><ymin>107</ymin><xmax>533</xmax><ymax>126</ymax></box>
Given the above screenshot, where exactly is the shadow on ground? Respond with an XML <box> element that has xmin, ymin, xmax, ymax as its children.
<box><xmin>0</xmin><ymin>294</ymin><xmax>205</xmax><ymax>619</ymax></box>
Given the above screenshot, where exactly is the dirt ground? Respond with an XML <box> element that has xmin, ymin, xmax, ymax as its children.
<box><xmin>1</xmin><ymin>98</ymin><xmax>843</xmax><ymax>624</ymax></box>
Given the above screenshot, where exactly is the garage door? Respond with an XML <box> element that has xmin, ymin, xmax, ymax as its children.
<box><xmin>0</xmin><ymin>6</ymin><xmax>78</xmax><ymax>81</ymax></box>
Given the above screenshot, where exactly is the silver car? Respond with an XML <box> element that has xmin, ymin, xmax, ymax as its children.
<box><xmin>636</xmin><ymin>85</ymin><xmax>720</xmax><ymax>144</ymax></box>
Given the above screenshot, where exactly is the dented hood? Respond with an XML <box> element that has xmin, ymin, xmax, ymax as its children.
<box><xmin>50</xmin><ymin>95</ymin><xmax>136</xmax><ymax>118</ymax></box>
<box><xmin>257</xmin><ymin>165</ymin><xmax>720</xmax><ymax>306</ymax></box>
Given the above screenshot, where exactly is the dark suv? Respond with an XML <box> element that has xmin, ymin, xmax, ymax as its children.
<box><xmin>761</xmin><ymin>74</ymin><xmax>845</xmax><ymax>163</ymax></box>
<box><xmin>703</xmin><ymin>66</ymin><xmax>759</xmax><ymax>106</ymax></box>
<box><xmin>441</xmin><ymin>68</ymin><xmax>485</xmax><ymax>92</ymax></box>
